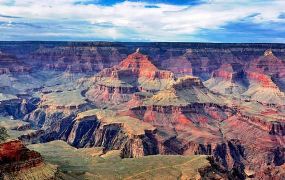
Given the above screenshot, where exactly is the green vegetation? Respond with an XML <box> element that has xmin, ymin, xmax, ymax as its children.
<box><xmin>28</xmin><ymin>141</ymin><xmax>210</xmax><ymax>180</ymax></box>
<box><xmin>138</xmin><ymin>77</ymin><xmax>174</xmax><ymax>91</ymax></box>
<box><xmin>0</xmin><ymin>116</ymin><xmax>35</xmax><ymax>139</ymax></box>
<box><xmin>76</xmin><ymin>109</ymin><xmax>115</xmax><ymax>120</ymax></box>
<box><xmin>144</xmin><ymin>88</ymin><xmax>189</xmax><ymax>106</ymax></box>
<box><xmin>3</xmin><ymin>164</ymin><xmax>58</xmax><ymax>180</ymax></box>
<box><xmin>0</xmin><ymin>126</ymin><xmax>9</xmax><ymax>143</ymax></box>
<box><xmin>76</xmin><ymin>109</ymin><xmax>155</xmax><ymax>136</ymax></box>
<box><xmin>144</xmin><ymin>86</ymin><xmax>225</xmax><ymax>106</ymax></box>
<box><xmin>41</xmin><ymin>90</ymin><xmax>87</xmax><ymax>107</ymax></box>
<box><xmin>98</xmin><ymin>77</ymin><xmax>134</xmax><ymax>88</ymax></box>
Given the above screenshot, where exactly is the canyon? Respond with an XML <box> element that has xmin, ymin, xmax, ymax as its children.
<box><xmin>0</xmin><ymin>42</ymin><xmax>285</xmax><ymax>179</ymax></box>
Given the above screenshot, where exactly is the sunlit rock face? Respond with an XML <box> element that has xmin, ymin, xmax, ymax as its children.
<box><xmin>0</xmin><ymin>42</ymin><xmax>285</xmax><ymax>179</ymax></box>
<box><xmin>85</xmin><ymin>50</ymin><xmax>175</xmax><ymax>108</ymax></box>
<box><xmin>0</xmin><ymin>140</ymin><xmax>57</xmax><ymax>179</ymax></box>
<box><xmin>204</xmin><ymin>63</ymin><xmax>249</xmax><ymax>96</ymax></box>
<box><xmin>0</xmin><ymin>140</ymin><xmax>43</xmax><ymax>171</ymax></box>
<box><xmin>98</xmin><ymin>49</ymin><xmax>174</xmax><ymax>80</ymax></box>
<box><xmin>247</xmin><ymin>49</ymin><xmax>285</xmax><ymax>78</ymax></box>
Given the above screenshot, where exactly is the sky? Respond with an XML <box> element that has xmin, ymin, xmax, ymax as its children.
<box><xmin>0</xmin><ymin>0</ymin><xmax>285</xmax><ymax>42</ymax></box>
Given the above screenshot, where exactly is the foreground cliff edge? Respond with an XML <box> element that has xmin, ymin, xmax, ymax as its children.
<box><xmin>0</xmin><ymin>42</ymin><xmax>285</xmax><ymax>179</ymax></box>
<box><xmin>0</xmin><ymin>129</ymin><xmax>231</xmax><ymax>179</ymax></box>
<box><xmin>0</xmin><ymin>128</ymin><xmax>57</xmax><ymax>179</ymax></box>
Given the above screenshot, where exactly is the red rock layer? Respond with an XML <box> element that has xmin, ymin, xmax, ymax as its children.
<box><xmin>248</xmin><ymin>49</ymin><xmax>285</xmax><ymax>78</ymax></box>
<box><xmin>246</xmin><ymin>72</ymin><xmax>277</xmax><ymax>88</ymax></box>
<box><xmin>211</xmin><ymin>63</ymin><xmax>245</xmax><ymax>82</ymax></box>
<box><xmin>212</xmin><ymin>64</ymin><xmax>235</xmax><ymax>80</ymax></box>
<box><xmin>119</xmin><ymin>51</ymin><xmax>158</xmax><ymax>71</ymax></box>
<box><xmin>213</xmin><ymin>70</ymin><xmax>233</xmax><ymax>80</ymax></box>
<box><xmin>0</xmin><ymin>140</ymin><xmax>43</xmax><ymax>173</ymax></box>
<box><xmin>125</xmin><ymin>103</ymin><xmax>285</xmax><ymax>178</ymax></box>
<box><xmin>99</xmin><ymin>51</ymin><xmax>174</xmax><ymax>80</ymax></box>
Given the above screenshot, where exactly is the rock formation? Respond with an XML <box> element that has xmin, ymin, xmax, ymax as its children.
<box><xmin>204</xmin><ymin>63</ymin><xmax>248</xmax><ymax>95</ymax></box>
<box><xmin>86</xmin><ymin>51</ymin><xmax>175</xmax><ymax>108</ymax></box>
<box><xmin>247</xmin><ymin>49</ymin><xmax>285</xmax><ymax>78</ymax></box>
<box><xmin>0</xmin><ymin>42</ymin><xmax>285</xmax><ymax>179</ymax></box>
<box><xmin>0</xmin><ymin>140</ymin><xmax>57</xmax><ymax>179</ymax></box>
<box><xmin>0</xmin><ymin>51</ymin><xmax>30</xmax><ymax>75</ymax></box>
<box><xmin>24</xmin><ymin>90</ymin><xmax>91</xmax><ymax>128</ymax></box>
<box><xmin>23</xmin><ymin>109</ymin><xmax>159</xmax><ymax>158</ymax></box>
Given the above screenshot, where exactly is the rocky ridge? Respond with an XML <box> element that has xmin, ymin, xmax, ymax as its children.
<box><xmin>86</xmin><ymin>50</ymin><xmax>175</xmax><ymax>108</ymax></box>
<box><xmin>0</xmin><ymin>140</ymin><xmax>57</xmax><ymax>179</ymax></box>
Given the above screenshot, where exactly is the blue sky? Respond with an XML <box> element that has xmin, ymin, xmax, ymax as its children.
<box><xmin>0</xmin><ymin>0</ymin><xmax>285</xmax><ymax>42</ymax></box>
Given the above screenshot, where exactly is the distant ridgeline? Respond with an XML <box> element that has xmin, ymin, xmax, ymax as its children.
<box><xmin>0</xmin><ymin>41</ymin><xmax>285</xmax><ymax>79</ymax></box>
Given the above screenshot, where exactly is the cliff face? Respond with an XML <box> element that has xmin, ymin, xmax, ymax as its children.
<box><xmin>0</xmin><ymin>140</ymin><xmax>43</xmax><ymax>172</ymax></box>
<box><xmin>28</xmin><ymin>46</ymin><xmax>125</xmax><ymax>73</ymax></box>
<box><xmin>204</xmin><ymin>50</ymin><xmax>285</xmax><ymax>105</ymax></box>
<box><xmin>86</xmin><ymin>50</ymin><xmax>175</xmax><ymax>108</ymax></box>
<box><xmin>127</xmin><ymin>102</ymin><xmax>285</xmax><ymax>178</ymax></box>
<box><xmin>0</xmin><ymin>140</ymin><xmax>57</xmax><ymax>179</ymax></box>
<box><xmin>0</xmin><ymin>98</ymin><xmax>39</xmax><ymax>119</ymax></box>
<box><xmin>23</xmin><ymin>109</ymin><xmax>159</xmax><ymax>158</ymax></box>
<box><xmin>0</xmin><ymin>51</ymin><xmax>30</xmax><ymax>74</ymax></box>
<box><xmin>1</xmin><ymin>42</ymin><xmax>285</xmax><ymax>78</ymax></box>
<box><xmin>23</xmin><ymin>90</ymin><xmax>92</xmax><ymax>128</ymax></box>
<box><xmin>247</xmin><ymin>49</ymin><xmax>285</xmax><ymax>78</ymax></box>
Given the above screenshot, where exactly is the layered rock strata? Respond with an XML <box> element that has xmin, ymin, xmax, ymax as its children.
<box><xmin>0</xmin><ymin>140</ymin><xmax>57</xmax><ymax>179</ymax></box>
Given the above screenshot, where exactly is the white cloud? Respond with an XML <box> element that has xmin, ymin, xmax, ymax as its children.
<box><xmin>0</xmin><ymin>0</ymin><xmax>285</xmax><ymax>41</ymax></box>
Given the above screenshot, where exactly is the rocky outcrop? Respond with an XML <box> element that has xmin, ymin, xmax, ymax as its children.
<box><xmin>96</xmin><ymin>50</ymin><xmax>175</xmax><ymax>80</ymax></box>
<box><xmin>247</xmin><ymin>49</ymin><xmax>285</xmax><ymax>78</ymax></box>
<box><xmin>172</xmin><ymin>75</ymin><xmax>204</xmax><ymax>89</ymax></box>
<box><xmin>205</xmin><ymin>56</ymin><xmax>285</xmax><ymax>105</ymax></box>
<box><xmin>236</xmin><ymin>111</ymin><xmax>285</xmax><ymax>136</ymax></box>
<box><xmin>114</xmin><ymin>50</ymin><xmax>174</xmax><ymax>80</ymax></box>
<box><xmin>204</xmin><ymin>63</ymin><xmax>249</xmax><ymax>96</ymax></box>
<box><xmin>143</xmin><ymin>75</ymin><xmax>225</xmax><ymax>107</ymax></box>
<box><xmin>242</xmin><ymin>72</ymin><xmax>285</xmax><ymax>105</ymax></box>
<box><xmin>86</xmin><ymin>50</ymin><xmax>175</xmax><ymax>107</ymax></box>
<box><xmin>270</xmin><ymin>122</ymin><xmax>285</xmax><ymax>136</ymax></box>
<box><xmin>23</xmin><ymin>90</ymin><xmax>91</xmax><ymax>128</ymax></box>
<box><xmin>199</xmin><ymin>156</ymin><xmax>246</xmax><ymax>180</ymax></box>
<box><xmin>0</xmin><ymin>140</ymin><xmax>43</xmax><ymax>172</ymax></box>
<box><xmin>246</xmin><ymin>72</ymin><xmax>278</xmax><ymax>88</ymax></box>
<box><xmin>86</xmin><ymin>83</ymin><xmax>138</xmax><ymax>108</ymax></box>
<box><xmin>67</xmin><ymin>111</ymin><xmax>158</xmax><ymax>158</ymax></box>
<box><xmin>0</xmin><ymin>140</ymin><xmax>57</xmax><ymax>179</ymax></box>
<box><xmin>24</xmin><ymin>109</ymin><xmax>159</xmax><ymax>158</ymax></box>
<box><xmin>0</xmin><ymin>98</ymin><xmax>39</xmax><ymax>119</ymax></box>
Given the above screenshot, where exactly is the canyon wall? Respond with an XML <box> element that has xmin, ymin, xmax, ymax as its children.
<box><xmin>1</xmin><ymin>42</ymin><xmax>285</xmax><ymax>79</ymax></box>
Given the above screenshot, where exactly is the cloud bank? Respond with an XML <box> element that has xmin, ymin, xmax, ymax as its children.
<box><xmin>0</xmin><ymin>0</ymin><xmax>285</xmax><ymax>42</ymax></box>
